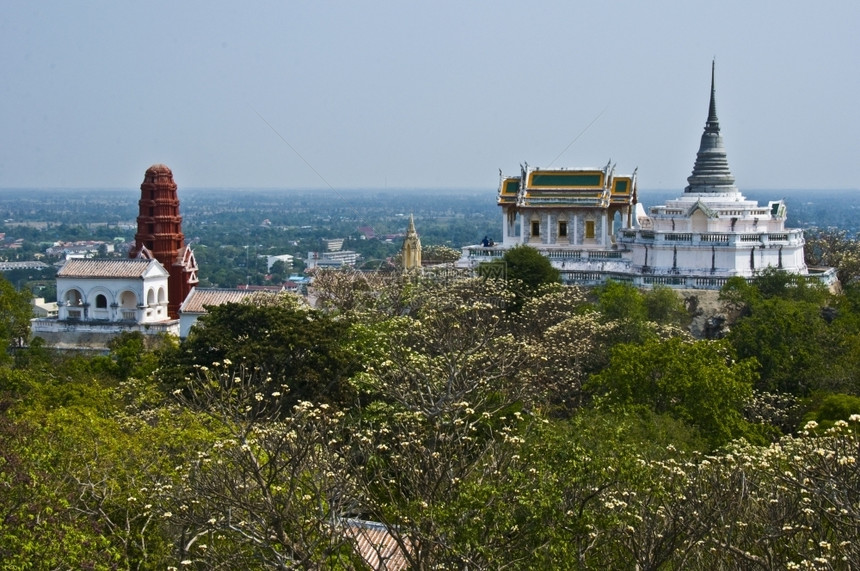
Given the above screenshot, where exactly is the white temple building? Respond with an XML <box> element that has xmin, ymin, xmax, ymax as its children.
<box><xmin>459</xmin><ymin>64</ymin><xmax>836</xmax><ymax>289</ymax></box>
<box><xmin>31</xmin><ymin>258</ymin><xmax>180</xmax><ymax>349</ymax></box>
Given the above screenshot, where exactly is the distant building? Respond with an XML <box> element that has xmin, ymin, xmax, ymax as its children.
<box><xmin>265</xmin><ymin>254</ymin><xmax>294</xmax><ymax>271</ymax></box>
<box><xmin>306</xmin><ymin>250</ymin><xmax>360</xmax><ymax>270</ymax></box>
<box><xmin>459</xmin><ymin>63</ymin><xmax>836</xmax><ymax>289</ymax></box>
<box><xmin>458</xmin><ymin>160</ymin><xmax>637</xmax><ymax>284</ymax></box>
<box><xmin>401</xmin><ymin>214</ymin><xmax>422</xmax><ymax>272</ymax></box>
<box><xmin>357</xmin><ymin>226</ymin><xmax>375</xmax><ymax>239</ymax></box>
<box><xmin>323</xmin><ymin>238</ymin><xmax>345</xmax><ymax>252</ymax></box>
<box><xmin>283</xmin><ymin>274</ymin><xmax>311</xmax><ymax>293</ymax></box>
<box><xmin>53</xmin><ymin>259</ymin><xmax>170</xmax><ymax>323</ymax></box>
<box><xmin>30</xmin><ymin>297</ymin><xmax>58</xmax><ymax>318</ymax></box>
<box><xmin>0</xmin><ymin>261</ymin><xmax>50</xmax><ymax>271</ymax></box>
<box><xmin>620</xmin><ymin>63</ymin><xmax>830</xmax><ymax>288</ymax></box>
<box><xmin>45</xmin><ymin>241</ymin><xmax>114</xmax><ymax>259</ymax></box>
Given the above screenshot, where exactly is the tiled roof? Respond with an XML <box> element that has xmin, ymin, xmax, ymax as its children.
<box><xmin>344</xmin><ymin>520</ymin><xmax>410</xmax><ymax>571</ymax></box>
<box><xmin>179</xmin><ymin>288</ymin><xmax>257</xmax><ymax>314</ymax></box>
<box><xmin>56</xmin><ymin>259</ymin><xmax>160</xmax><ymax>279</ymax></box>
<box><xmin>498</xmin><ymin>165</ymin><xmax>636</xmax><ymax>209</ymax></box>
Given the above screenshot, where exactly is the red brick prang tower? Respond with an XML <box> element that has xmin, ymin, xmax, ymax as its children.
<box><xmin>129</xmin><ymin>164</ymin><xmax>198</xmax><ymax>319</ymax></box>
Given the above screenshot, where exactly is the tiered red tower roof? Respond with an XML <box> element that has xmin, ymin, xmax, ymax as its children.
<box><xmin>129</xmin><ymin>164</ymin><xmax>198</xmax><ymax>319</ymax></box>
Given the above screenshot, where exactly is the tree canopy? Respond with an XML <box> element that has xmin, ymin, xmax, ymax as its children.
<box><xmin>588</xmin><ymin>337</ymin><xmax>758</xmax><ymax>445</ymax></box>
<box><xmin>165</xmin><ymin>293</ymin><xmax>359</xmax><ymax>408</ymax></box>
<box><xmin>0</xmin><ymin>276</ymin><xmax>32</xmax><ymax>360</ymax></box>
<box><xmin>3</xmin><ymin>271</ymin><xmax>860</xmax><ymax>568</ymax></box>
<box><xmin>478</xmin><ymin>244</ymin><xmax>560</xmax><ymax>311</ymax></box>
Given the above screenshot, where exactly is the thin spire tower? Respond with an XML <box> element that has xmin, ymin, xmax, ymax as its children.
<box><xmin>684</xmin><ymin>61</ymin><xmax>739</xmax><ymax>195</ymax></box>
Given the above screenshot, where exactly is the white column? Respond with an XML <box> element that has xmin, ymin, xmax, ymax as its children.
<box><xmin>602</xmin><ymin>211</ymin><xmax>608</xmax><ymax>245</ymax></box>
<box><xmin>501</xmin><ymin>209</ymin><xmax>508</xmax><ymax>243</ymax></box>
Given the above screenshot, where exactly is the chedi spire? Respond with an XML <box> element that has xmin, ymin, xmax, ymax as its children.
<box><xmin>684</xmin><ymin>61</ymin><xmax>739</xmax><ymax>195</ymax></box>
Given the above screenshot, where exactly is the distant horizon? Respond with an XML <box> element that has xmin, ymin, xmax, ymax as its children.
<box><xmin>1</xmin><ymin>186</ymin><xmax>858</xmax><ymax>194</ymax></box>
<box><xmin>2</xmin><ymin>2</ymin><xmax>859</xmax><ymax>190</ymax></box>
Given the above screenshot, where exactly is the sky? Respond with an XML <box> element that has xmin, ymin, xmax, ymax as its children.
<box><xmin>2</xmin><ymin>1</ymin><xmax>859</xmax><ymax>192</ymax></box>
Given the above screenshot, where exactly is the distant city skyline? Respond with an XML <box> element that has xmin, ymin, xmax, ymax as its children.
<box><xmin>2</xmin><ymin>1</ymin><xmax>859</xmax><ymax>191</ymax></box>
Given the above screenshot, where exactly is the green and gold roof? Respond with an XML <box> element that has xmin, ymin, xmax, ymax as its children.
<box><xmin>498</xmin><ymin>177</ymin><xmax>520</xmax><ymax>205</ymax></box>
<box><xmin>498</xmin><ymin>165</ymin><xmax>636</xmax><ymax>208</ymax></box>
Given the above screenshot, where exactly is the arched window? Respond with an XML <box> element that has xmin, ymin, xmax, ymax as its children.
<box><xmin>147</xmin><ymin>288</ymin><xmax>156</xmax><ymax>306</ymax></box>
<box><xmin>157</xmin><ymin>286</ymin><xmax>166</xmax><ymax>304</ymax></box>
<box><xmin>95</xmin><ymin>294</ymin><xmax>107</xmax><ymax>309</ymax></box>
<box><xmin>64</xmin><ymin>289</ymin><xmax>83</xmax><ymax>306</ymax></box>
<box><xmin>119</xmin><ymin>291</ymin><xmax>137</xmax><ymax>308</ymax></box>
<box><xmin>63</xmin><ymin>289</ymin><xmax>84</xmax><ymax>320</ymax></box>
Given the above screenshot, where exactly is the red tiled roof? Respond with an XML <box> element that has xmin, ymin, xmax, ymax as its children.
<box><xmin>56</xmin><ymin>258</ymin><xmax>160</xmax><ymax>279</ymax></box>
<box><xmin>344</xmin><ymin>520</ymin><xmax>410</xmax><ymax>571</ymax></box>
<box><xmin>178</xmin><ymin>288</ymin><xmax>257</xmax><ymax>314</ymax></box>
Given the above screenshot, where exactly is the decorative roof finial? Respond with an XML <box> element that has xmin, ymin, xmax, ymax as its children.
<box><xmin>707</xmin><ymin>59</ymin><xmax>719</xmax><ymax>127</ymax></box>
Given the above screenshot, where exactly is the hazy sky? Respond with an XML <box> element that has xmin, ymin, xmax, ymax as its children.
<box><xmin>2</xmin><ymin>1</ymin><xmax>858</xmax><ymax>192</ymax></box>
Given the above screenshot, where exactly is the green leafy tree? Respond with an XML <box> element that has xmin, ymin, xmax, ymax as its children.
<box><xmin>0</xmin><ymin>370</ymin><xmax>211</xmax><ymax>568</ymax></box>
<box><xmin>753</xmin><ymin>267</ymin><xmax>829</xmax><ymax>304</ymax></box>
<box><xmin>0</xmin><ymin>276</ymin><xmax>32</xmax><ymax>359</ymax></box>
<box><xmin>422</xmin><ymin>244</ymin><xmax>461</xmax><ymax>264</ymax></box>
<box><xmin>719</xmin><ymin>275</ymin><xmax>761</xmax><ymax>316</ymax></box>
<box><xmin>498</xmin><ymin>244</ymin><xmax>560</xmax><ymax>290</ymax></box>
<box><xmin>166</xmin><ymin>293</ymin><xmax>358</xmax><ymax>408</ymax></box>
<box><xmin>721</xmin><ymin>269</ymin><xmax>829</xmax><ymax>316</ymax></box>
<box><xmin>727</xmin><ymin>297</ymin><xmax>831</xmax><ymax>395</ymax></box>
<box><xmin>588</xmin><ymin>337</ymin><xmax>759</xmax><ymax>446</ymax></box>
<box><xmin>0</xmin><ymin>407</ymin><xmax>121</xmax><ymax>568</ymax></box>
<box><xmin>268</xmin><ymin>259</ymin><xmax>289</xmax><ymax>282</ymax></box>
<box><xmin>344</xmin><ymin>278</ymin><xmax>536</xmax><ymax>567</ymax></box>
<box><xmin>311</xmin><ymin>268</ymin><xmax>408</xmax><ymax>317</ymax></box>
<box><xmin>802</xmin><ymin>393</ymin><xmax>860</xmax><ymax>430</ymax></box>
<box><xmin>478</xmin><ymin>245</ymin><xmax>560</xmax><ymax>312</ymax></box>
<box><xmin>643</xmin><ymin>285</ymin><xmax>690</xmax><ymax>326</ymax></box>
<box><xmin>85</xmin><ymin>331</ymin><xmax>172</xmax><ymax>381</ymax></box>
<box><xmin>166</xmin><ymin>365</ymin><xmax>362</xmax><ymax>569</ymax></box>
<box><xmin>596</xmin><ymin>280</ymin><xmax>647</xmax><ymax>322</ymax></box>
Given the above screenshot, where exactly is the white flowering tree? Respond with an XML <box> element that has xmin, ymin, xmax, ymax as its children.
<box><xmin>805</xmin><ymin>228</ymin><xmax>860</xmax><ymax>286</ymax></box>
<box><xmin>343</xmin><ymin>278</ymin><xmax>544</xmax><ymax>567</ymax></box>
<box><xmin>309</xmin><ymin>267</ymin><xmax>409</xmax><ymax>317</ymax></box>
<box><xmin>163</xmin><ymin>362</ymin><xmax>364</xmax><ymax>569</ymax></box>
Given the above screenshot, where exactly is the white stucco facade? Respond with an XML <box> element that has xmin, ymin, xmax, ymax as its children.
<box><xmin>55</xmin><ymin>259</ymin><xmax>171</xmax><ymax>324</ymax></box>
<box><xmin>32</xmin><ymin>259</ymin><xmax>180</xmax><ymax>349</ymax></box>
